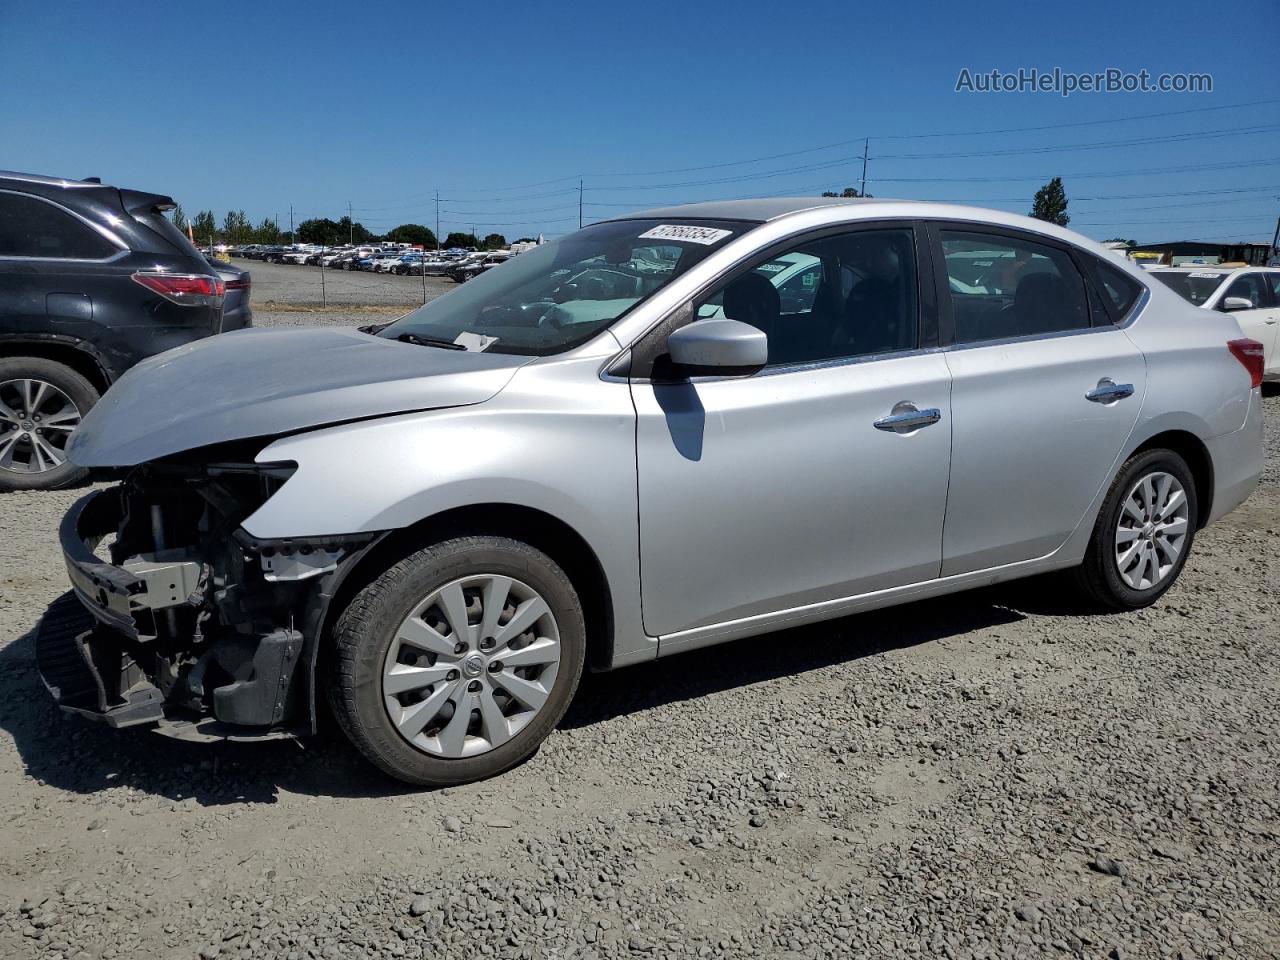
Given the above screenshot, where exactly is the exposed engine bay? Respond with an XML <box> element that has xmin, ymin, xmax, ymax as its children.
<box><xmin>38</xmin><ymin>455</ymin><xmax>373</xmax><ymax>740</ymax></box>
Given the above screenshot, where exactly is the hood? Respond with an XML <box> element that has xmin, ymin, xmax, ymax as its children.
<box><xmin>70</xmin><ymin>326</ymin><xmax>530</xmax><ymax>466</ymax></box>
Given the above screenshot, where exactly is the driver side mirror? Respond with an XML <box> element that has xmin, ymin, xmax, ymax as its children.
<box><xmin>1220</xmin><ymin>296</ymin><xmax>1254</xmax><ymax>312</ymax></box>
<box><xmin>667</xmin><ymin>318</ymin><xmax>767</xmax><ymax>376</ymax></box>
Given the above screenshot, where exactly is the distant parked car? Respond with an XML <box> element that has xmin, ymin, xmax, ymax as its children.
<box><xmin>1150</xmin><ymin>266</ymin><xmax>1280</xmax><ymax>382</ymax></box>
<box><xmin>0</xmin><ymin>170</ymin><xmax>228</xmax><ymax>490</ymax></box>
<box><xmin>449</xmin><ymin>251</ymin><xmax>511</xmax><ymax>282</ymax></box>
<box><xmin>393</xmin><ymin>253</ymin><xmax>425</xmax><ymax>275</ymax></box>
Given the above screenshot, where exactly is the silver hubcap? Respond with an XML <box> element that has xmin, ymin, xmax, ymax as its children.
<box><xmin>0</xmin><ymin>378</ymin><xmax>82</xmax><ymax>474</ymax></box>
<box><xmin>1115</xmin><ymin>471</ymin><xmax>1189</xmax><ymax>591</ymax></box>
<box><xmin>382</xmin><ymin>575</ymin><xmax>561</xmax><ymax>759</ymax></box>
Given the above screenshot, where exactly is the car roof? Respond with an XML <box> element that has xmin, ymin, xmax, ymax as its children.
<box><xmin>606</xmin><ymin>197</ymin><xmax>1130</xmax><ymax>257</ymax></box>
<box><xmin>617</xmin><ymin>196</ymin><xmax>893</xmax><ymax>222</ymax></box>
<box><xmin>0</xmin><ymin>169</ymin><xmax>109</xmax><ymax>189</ymax></box>
<box><xmin>1150</xmin><ymin>265</ymin><xmax>1276</xmax><ymax>274</ymax></box>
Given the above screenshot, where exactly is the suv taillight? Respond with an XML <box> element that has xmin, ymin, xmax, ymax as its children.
<box><xmin>1228</xmin><ymin>338</ymin><xmax>1265</xmax><ymax>389</ymax></box>
<box><xmin>132</xmin><ymin>271</ymin><xmax>225</xmax><ymax>307</ymax></box>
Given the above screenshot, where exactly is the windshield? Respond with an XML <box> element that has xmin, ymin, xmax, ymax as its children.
<box><xmin>378</xmin><ymin>218</ymin><xmax>749</xmax><ymax>355</ymax></box>
<box><xmin>1152</xmin><ymin>271</ymin><xmax>1228</xmax><ymax>306</ymax></box>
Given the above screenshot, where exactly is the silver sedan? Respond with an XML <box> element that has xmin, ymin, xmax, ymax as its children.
<box><xmin>49</xmin><ymin>198</ymin><xmax>1265</xmax><ymax>785</ymax></box>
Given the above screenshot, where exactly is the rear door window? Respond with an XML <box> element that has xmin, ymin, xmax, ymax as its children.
<box><xmin>939</xmin><ymin>230</ymin><xmax>1089</xmax><ymax>343</ymax></box>
<box><xmin>0</xmin><ymin>192</ymin><xmax>118</xmax><ymax>260</ymax></box>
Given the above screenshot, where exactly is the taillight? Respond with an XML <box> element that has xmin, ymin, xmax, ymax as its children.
<box><xmin>1227</xmin><ymin>338</ymin><xmax>1265</xmax><ymax>389</ymax></box>
<box><xmin>224</xmin><ymin>277</ymin><xmax>250</xmax><ymax>290</ymax></box>
<box><xmin>132</xmin><ymin>271</ymin><xmax>225</xmax><ymax>307</ymax></box>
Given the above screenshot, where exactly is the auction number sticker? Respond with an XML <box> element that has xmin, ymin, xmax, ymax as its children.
<box><xmin>638</xmin><ymin>224</ymin><xmax>734</xmax><ymax>245</ymax></box>
<box><xmin>1189</xmin><ymin>272</ymin><xmax>1223</xmax><ymax>279</ymax></box>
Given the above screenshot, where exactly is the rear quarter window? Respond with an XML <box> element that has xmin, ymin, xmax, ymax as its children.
<box><xmin>134</xmin><ymin>209</ymin><xmax>204</xmax><ymax>258</ymax></box>
<box><xmin>0</xmin><ymin>191</ymin><xmax>118</xmax><ymax>259</ymax></box>
<box><xmin>1093</xmin><ymin>259</ymin><xmax>1144</xmax><ymax>321</ymax></box>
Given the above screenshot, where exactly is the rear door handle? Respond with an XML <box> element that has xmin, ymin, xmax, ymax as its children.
<box><xmin>1085</xmin><ymin>379</ymin><xmax>1135</xmax><ymax>404</ymax></box>
<box><xmin>874</xmin><ymin>403</ymin><xmax>942</xmax><ymax>432</ymax></box>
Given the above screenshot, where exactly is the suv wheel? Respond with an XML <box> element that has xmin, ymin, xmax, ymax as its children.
<box><xmin>1070</xmin><ymin>448</ymin><xmax>1197</xmax><ymax>610</ymax></box>
<box><xmin>0</xmin><ymin>357</ymin><xmax>98</xmax><ymax>492</ymax></box>
<box><xmin>328</xmin><ymin>536</ymin><xmax>586</xmax><ymax>786</ymax></box>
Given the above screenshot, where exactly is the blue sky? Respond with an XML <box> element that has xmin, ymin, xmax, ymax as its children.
<box><xmin>2</xmin><ymin>0</ymin><xmax>1277</xmax><ymax>244</ymax></box>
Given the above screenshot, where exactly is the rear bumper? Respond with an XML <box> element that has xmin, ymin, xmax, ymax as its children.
<box><xmin>1205</xmin><ymin>388</ymin><xmax>1264</xmax><ymax>525</ymax></box>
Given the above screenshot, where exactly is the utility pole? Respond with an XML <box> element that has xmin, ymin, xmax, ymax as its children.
<box><xmin>859</xmin><ymin>138</ymin><xmax>869</xmax><ymax>198</ymax></box>
<box><xmin>289</xmin><ymin>205</ymin><xmax>294</xmax><ymax>242</ymax></box>
<box><xmin>435</xmin><ymin>191</ymin><xmax>440</xmax><ymax>250</ymax></box>
<box><xmin>579</xmin><ymin>178</ymin><xmax>583</xmax><ymax>229</ymax></box>
<box><xmin>348</xmin><ymin>201</ymin><xmax>354</xmax><ymax>244</ymax></box>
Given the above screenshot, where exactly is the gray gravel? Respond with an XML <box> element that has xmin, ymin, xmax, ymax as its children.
<box><xmin>1</xmin><ymin>294</ymin><xmax>1277</xmax><ymax>958</ymax></box>
<box><xmin>246</xmin><ymin>259</ymin><xmax>457</xmax><ymax>315</ymax></box>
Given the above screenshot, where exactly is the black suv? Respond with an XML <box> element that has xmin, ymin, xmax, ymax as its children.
<box><xmin>0</xmin><ymin>171</ymin><xmax>229</xmax><ymax>491</ymax></box>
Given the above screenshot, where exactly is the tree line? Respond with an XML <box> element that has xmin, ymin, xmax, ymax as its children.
<box><xmin>170</xmin><ymin>205</ymin><xmax>507</xmax><ymax>250</ymax></box>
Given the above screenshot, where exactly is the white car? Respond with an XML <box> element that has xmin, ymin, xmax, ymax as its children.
<box><xmin>371</xmin><ymin>252</ymin><xmax>406</xmax><ymax>273</ymax></box>
<box><xmin>280</xmin><ymin>245</ymin><xmax>321</xmax><ymax>265</ymax></box>
<box><xmin>1150</xmin><ymin>266</ymin><xmax>1280</xmax><ymax>381</ymax></box>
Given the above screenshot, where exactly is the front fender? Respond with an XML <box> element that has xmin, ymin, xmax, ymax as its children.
<box><xmin>245</xmin><ymin>378</ymin><xmax>651</xmax><ymax>667</ymax></box>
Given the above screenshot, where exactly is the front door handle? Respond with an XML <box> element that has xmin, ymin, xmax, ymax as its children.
<box><xmin>874</xmin><ymin>403</ymin><xmax>942</xmax><ymax>432</ymax></box>
<box><xmin>1085</xmin><ymin>379</ymin><xmax>1135</xmax><ymax>404</ymax></box>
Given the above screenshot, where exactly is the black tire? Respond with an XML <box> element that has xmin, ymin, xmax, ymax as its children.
<box><xmin>328</xmin><ymin>536</ymin><xmax>586</xmax><ymax>786</ymax></box>
<box><xmin>1069</xmin><ymin>448</ymin><xmax>1198</xmax><ymax>611</ymax></box>
<box><xmin>0</xmin><ymin>357</ymin><xmax>98</xmax><ymax>492</ymax></box>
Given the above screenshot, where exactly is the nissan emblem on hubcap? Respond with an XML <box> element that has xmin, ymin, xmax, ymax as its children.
<box><xmin>462</xmin><ymin>654</ymin><xmax>485</xmax><ymax>678</ymax></box>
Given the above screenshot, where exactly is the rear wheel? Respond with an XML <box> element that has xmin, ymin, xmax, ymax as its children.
<box><xmin>328</xmin><ymin>536</ymin><xmax>586</xmax><ymax>786</ymax></box>
<box><xmin>0</xmin><ymin>357</ymin><xmax>97</xmax><ymax>492</ymax></box>
<box><xmin>1070</xmin><ymin>448</ymin><xmax>1197</xmax><ymax>610</ymax></box>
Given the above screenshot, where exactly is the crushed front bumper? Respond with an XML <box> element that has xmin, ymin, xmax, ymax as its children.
<box><xmin>37</xmin><ymin>487</ymin><xmax>335</xmax><ymax>741</ymax></box>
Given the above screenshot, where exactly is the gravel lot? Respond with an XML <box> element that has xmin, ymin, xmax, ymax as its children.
<box><xmin>247</xmin><ymin>260</ymin><xmax>457</xmax><ymax>328</ymax></box>
<box><xmin>0</xmin><ymin>290</ymin><xmax>1277</xmax><ymax>959</ymax></box>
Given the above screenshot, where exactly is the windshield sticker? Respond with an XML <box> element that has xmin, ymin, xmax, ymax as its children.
<box><xmin>453</xmin><ymin>332</ymin><xmax>499</xmax><ymax>352</ymax></box>
<box><xmin>638</xmin><ymin>224</ymin><xmax>734</xmax><ymax>246</ymax></box>
<box><xmin>1189</xmin><ymin>272</ymin><xmax>1223</xmax><ymax>279</ymax></box>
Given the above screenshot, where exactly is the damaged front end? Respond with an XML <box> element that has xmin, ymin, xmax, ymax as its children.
<box><xmin>37</xmin><ymin>455</ymin><xmax>374</xmax><ymax>741</ymax></box>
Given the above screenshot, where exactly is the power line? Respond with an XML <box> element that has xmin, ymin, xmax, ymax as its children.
<box><xmin>871</xmin><ymin>123</ymin><xmax>1280</xmax><ymax>161</ymax></box>
<box><xmin>569</xmin><ymin>96</ymin><xmax>1280</xmax><ymax>179</ymax></box>
<box><xmin>866</xmin><ymin>156</ymin><xmax>1280</xmax><ymax>184</ymax></box>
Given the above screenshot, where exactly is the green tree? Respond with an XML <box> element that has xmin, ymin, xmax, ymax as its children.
<box><xmin>170</xmin><ymin>203</ymin><xmax>188</xmax><ymax>234</ymax></box>
<box><xmin>297</xmin><ymin>217</ymin><xmax>343</xmax><ymax>245</ymax></box>
<box><xmin>481</xmin><ymin>233</ymin><xmax>507</xmax><ymax>250</ymax></box>
<box><xmin>254</xmin><ymin>218</ymin><xmax>281</xmax><ymax>244</ymax></box>
<box><xmin>336</xmin><ymin>216</ymin><xmax>372</xmax><ymax>245</ymax></box>
<box><xmin>443</xmin><ymin>232</ymin><xmax>479</xmax><ymax>249</ymax></box>
<box><xmin>821</xmin><ymin>187</ymin><xmax>866</xmax><ymax>198</ymax></box>
<box><xmin>1031</xmin><ymin>177</ymin><xmax>1070</xmax><ymax>227</ymax></box>
<box><xmin>221</xmin><ymin>210</ymin><xmax>253</xmax><ymax>245</ymax></box>
<box><xmin>191</xmin><ymin>210</ymin><xmax>217</xmax><ymax>246</ymax></box>
<box><xmin>386</xmin><ymin>223</ymin><xmax>437</xmax><ymax>247</ymax></box>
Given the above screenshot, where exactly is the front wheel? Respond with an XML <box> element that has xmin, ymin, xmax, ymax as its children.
<box><xmin>0</xmin><ymin>357</ymin><xmax>98</xmax><ymax>492</ymax></box>
<box><xmin>328</xmin><ymin>536</ymin><xmax>586</xmax><ymax>786</ymax></box>
<box><xmin>1069</xmin><ymin>448</ymin><xmax>1197</xmax><ymax>610</ymax></box>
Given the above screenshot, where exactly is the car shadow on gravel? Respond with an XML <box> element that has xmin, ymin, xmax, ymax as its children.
<box><xmin>3</xmin><ymin>588</ymin><xmax>1033</xmax><ymax>804</ymax></box>
<box><xmin>0</xmin><ymin>620</ymin><xmax>412</xmax><ymax>806</ymax></box>
<box><xmin>563</xmin><ymin>590</ymin><xmax>1029</xmax><ymax>730</ymax></box>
